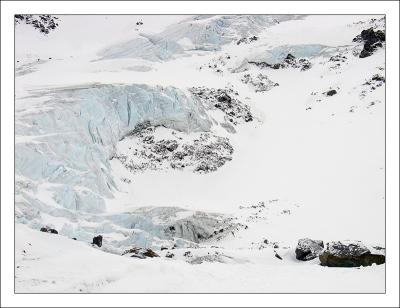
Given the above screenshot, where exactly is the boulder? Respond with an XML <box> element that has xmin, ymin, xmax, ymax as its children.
<box><xmin>285</xmin><ymin>53</ymin><xmax>296</xmax><ymax>60</ymax></box>
<box><xmin>325</xmin><ymin>89</ymin><xmax>337</xmax><ymax>96</ymax></box>
<box><xmin>40</xmin><ymin>226</ymin><xmax>58</xmax><ymax>234</ymax></box>
<box><xmin>122</xmin><ymin>247</ymin><xmax>159</xmax><ymax>258</ymax></box>
<box><xmin>295</xmin><ymin>238</ymin><xmax>324</xmax><ymax>261</ymax></box>
<box><xmin>92</xmin><ymin>235</ymin><xmax>103</xmax><ymax>247</ymax></box>
<box><xmin>143</xmin><ymin>248</ymin><xmax>159</xmax><ymax>258</ymax></box>
<box><xmin>319</xmin><ymin>241</ymin><xmax>385</xmax><ymax>267</ymax></box>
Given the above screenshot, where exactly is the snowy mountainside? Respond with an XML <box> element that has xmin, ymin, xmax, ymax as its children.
<box><xmin>15</xmin><ymin>15</ymin><xmax>385</xmax><ymax>293</ymax></box>
<box><xmin>98</xmin><ymin>15</ymin><xmax>304</xmax><ymax>61</ymax></box>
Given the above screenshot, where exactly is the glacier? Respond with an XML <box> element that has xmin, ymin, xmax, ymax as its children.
<box><xmin>98</xmin><ymin>15</ymin><xmax>305</xmax><ymax>61</ymax></box>
<box><xmin>15</xmin><ymin>84</ymin><xmax>213</xmax><ymax>218</ymax></box>
<box><xmin>12</xmin><ymin>14</ymin><xmax>387</xmax><ymax>294</ymax></box>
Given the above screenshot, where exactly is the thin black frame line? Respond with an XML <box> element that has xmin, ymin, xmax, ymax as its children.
<box><xmin>4</xmin><ymin>0</ymin><xmax>398</xmax><ymax>1</ymax></box>
<box><xmin>12</xmin><ymin>14</ymin><xmax>388</xmax><ymax>15</ymax></box>
<box><xmin>12</xmin><ymin>13</ymin><xmax>387</xmax><ymax>295</ymax></box>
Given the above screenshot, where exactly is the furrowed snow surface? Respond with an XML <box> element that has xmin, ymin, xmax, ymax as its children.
<box><xmin>15</xmin><ymin>15</ymin><xmax>385</xmax><ymax>293</ymax></box>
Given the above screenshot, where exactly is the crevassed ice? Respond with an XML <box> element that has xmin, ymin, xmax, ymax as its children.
<box><xmin>98</xmin><ymin>15</ymin><xmax>304</xmax><ymax>61</ymax></box>
<box><xmin>15</xmin><ymin>84</ymin><xmax>212</xmax><ymax>217</ymax></box>
<box><xmin>253</xmin><ymin>44</ymin><xmax>328</xmax><ymax>64</ymax></box>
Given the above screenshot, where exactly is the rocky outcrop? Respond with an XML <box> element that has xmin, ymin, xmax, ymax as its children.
<box><xmin>189</xmin><ymin>87</ymin><xmax>253</xmax><ymax>125</ymax></box>
<box><xmin>92</xmin><ymin>235</ymin><xmax>103</xmax><ymax>247</ymax></box>
<box><xmin>295</xmin><ymin>238</ymin><xmax>324</xmax><ymax>261</ymax></box>
<box><xmin>249</xmin><ymin>53</ymin><xmax>312</xmax><ymax>71</ymax></box>
<box><xmin>122</xmin><ymin>247</ymin><xmax>160</xmax><ymax>259</ymax></box>
<box><xmin>40</xmin><ymin>226</ymin><xmax>58</xmax><ymax>234</ymax></box>
<box><xmin>325</xmin><ymin>89</ymin><xmax>337</xmax><ymax>96</ymax></box>
<box><xmin>363</xmin><ymin>74</ymin><xmax>385</xmax><ymax>90</ymax></box>
<box><xmin>353</xmin><ymin>28</ymin><xmax>385</xmax><ymax>58</ymax></box>
<box><xmin>236</xmin><ymin>36</ymin><xmax>258</xmax><ymax>45</ymax></box>
<box><xmin>113</xmin><ymin>126</ymin><xmax>234</xmax><ymax>174</ymax></box>
<box><xmin>15</xmin><ymin>15</ymin><xmax>59</xmax><ymax>34</ymax></box>
<box><xmin>319</xmin><ymin>241</ymin><xmax>385</xmax><ymax>267</ymax></box>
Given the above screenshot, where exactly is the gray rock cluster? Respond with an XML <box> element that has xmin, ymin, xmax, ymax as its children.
<box><xmin>295</xmin><ymin>239</ymin><xmax>385</xmax><ymax>267</ymax></box>
<box><xmin>363</xmin><ymin>74</ymin><xmax>385</xmax><ymax>91</ymax></box>
<box><xmin>189</xmin><ymin>87</ymin><xmax>253</xmax><ymax>125</ymax></box>
<box><xmin>113</xmin><ymin>124</ymin><xmax>234</xmax><ymax>174</ymax></box>
<box><xmin>249</xmin><ymin>53</ymin><xmax>312</xmax><ymax>71</ymax></box>
<box><xmin>15</xmin><ymin>14</ymin><xmax>59</xmax><ymax>34</ymax></box>
<box><xmin>241</xmin><ymin>73</ymin><xmax>279</xmax><ymax>92</ymax></box>
<box><xmin>236</xmin><ymin>36</ymin><xmax>258</xmax><ymax>45</ymax></box>
<box><xmin>122</xmin><ymin>247</ymin><xmax>160</xmax><ymax>259</ymax></box>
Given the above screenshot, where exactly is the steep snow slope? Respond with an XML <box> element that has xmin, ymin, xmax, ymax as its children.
<box><xmin>15</xmin><ymin>15</ymin><xmax>385</xmax><ymax>293</ymax></box>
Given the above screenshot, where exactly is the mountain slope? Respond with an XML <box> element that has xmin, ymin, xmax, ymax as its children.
<box><xmin>14</xmin><ymin>14</ymin><xmax>385</xmax><ymax>293</ymax></box>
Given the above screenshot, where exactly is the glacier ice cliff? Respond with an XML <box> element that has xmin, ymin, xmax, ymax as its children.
<box><xmin>15</xmin><ymin>84</ymin><xmax>213</xmax><ymax>217</ymax></box>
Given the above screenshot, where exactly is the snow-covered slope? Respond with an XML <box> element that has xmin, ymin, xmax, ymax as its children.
<box><xmin>15</xmin><ymin>14</ymin><xmax>385</xmax><ymax>293</ymax></box>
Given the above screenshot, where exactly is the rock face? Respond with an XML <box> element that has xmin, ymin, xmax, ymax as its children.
<box><xmin>353</xmin><ymin>28</ymin><xmax>385</xmax><ymax>58</ymax></box>
<box><xmin>40</xmin><ymin>227</ymin><xmax>58</xmax><ymax>234</ymax></box>
<box><xmin>295</xmin><ymin>238</ymin><xmax>324</xmax><ymax>261</ymax></box>
<box><xmin>92</xmin><ymin>235</ymin><xmax>103</xmax><ymax>247</ymax></box>
<box><xmin>319</xmin><ymin>241</ymin><xmax>385</xmax><ymax>267</ymax></box>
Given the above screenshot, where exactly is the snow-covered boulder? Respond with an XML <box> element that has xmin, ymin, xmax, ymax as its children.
<box><xmin>295</xmin><ymin>238</ymin><xmax>324</xmax><ymax>261</ymax></box>
<box><xmin>319</xmin><ymin>241</ymin><xmax>385</xmax><ymax>267</ymax></box>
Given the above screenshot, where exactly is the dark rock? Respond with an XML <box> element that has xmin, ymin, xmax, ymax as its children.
<box><xmin>372</xmin><ymin>74</ymin><xmax>385</xmax><ymax>82</ymax></box>
<box><xmin>361</xmin><ymin>28</ymin><xmax>380</xmax><ymax>43</ymax></box>
<box><xmin>165</xmin><ymin>252</ymin><xmax>174</xmax><ymax>258</ymax></box>
<box><xmin>319</xmin><ymin>241</ymin><xmax>385</xmax><ymax>267</ymax></box>
<box><xmin>325</xmin><ymin>89</ymin><xmax>337</xmax><ymax>96</ymax></box>
<box><xmin>143</xmin><ymin>248</ymin><xmax>159</xmax><ymax>258</ymax></box>
<box><xmin>72</xmin><ymin>237</ymin><xmax>77</xmax><ymax>240</ymax></box>
<box><xmin>184</xmin><ymin>251</ymin><xmax>193</xmax><ymax>257</ymax></box>
<box><xmin>285</xmin><ymin>53</ymin><xmax>296</xmax><ymax>60</ymax></box>
<box><xmin>375</xmin><ymin>30</ymin><xmax>385</xmax><ymax>41</ymax></box>
<box><xmin>123</xmin><ymin>247</ymin><xmax>159</xmax><ymax>258</ymax></box>
<box><xmin>217</xmin><ymin>93</ymin><xmax>231</xmax><ymax>103</ymax></box>
<box><xmin>40</xmin><ymin>227</ymin><xmax>58</xmax><ymax>234</ymax></box>
<box><xmin>359</xmin><ymin>49</ymin><xmax>372</xmax><ymax>58</ymax></box>
<box><xmin>92</xmin><ymin>235</ymin><xmax>103</xmax><ymax>247</ymax></box>
<box><xmin>15</xmin><ymin>14</ymin><xmax>60</xmax><ymax>34</ymax></box>
<box><xmin>165</xmin><ymin>140</ymin><xmax>178</xmax><ymax>152</ymax></box>
<box><xmin>275</xmin><ymin>253</ymin><xmax>283</xmax><ymax>260</ymax></box>
<box><xmin>354</xmin><ymin>28</ymin><xmax>385</xmax><ymax>58</ymax></box>
<box><xmin>295</xmin><ymin>238</ymin><xmax>324</xmax><ymax>261</ymax></box>
<box><xmin>160</xmin><ymin>246</ymin><xmax>168</xmax><ymax>251</ymax></box>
